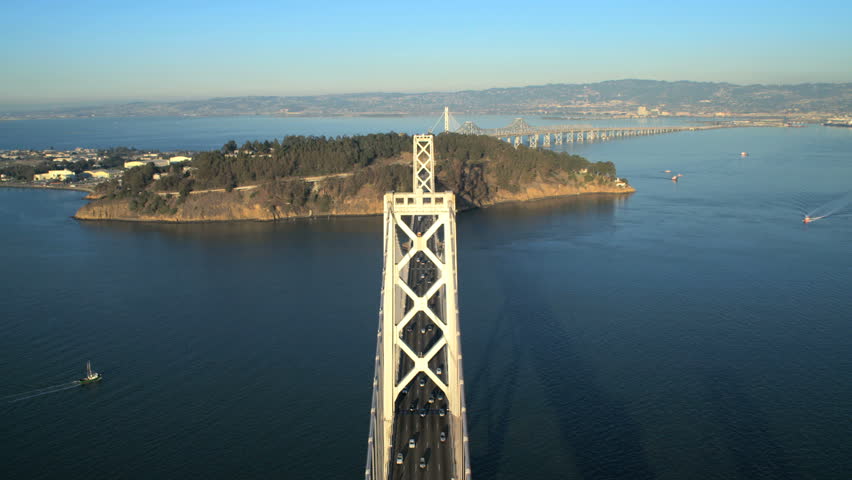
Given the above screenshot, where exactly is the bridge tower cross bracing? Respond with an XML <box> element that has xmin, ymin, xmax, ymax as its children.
<box><xmin>367</xmin><ymin>134</ymin><xmax>471</xmax><ymax>480</ymax></box>
<box><xmin>413</xmin><ymin>134</ymin><xmax>436</xmax><ymax>194</ymax></box>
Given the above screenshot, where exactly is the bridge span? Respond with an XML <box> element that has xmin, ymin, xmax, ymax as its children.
<box><xmin>456</xmin><ymin>117</ymin><xmax>736</xmax><ymax>148</ymax></box>
<box><xmin>366</xmin><ymin>135</ymin><xmax>471</xmax><ymax>480</ymax></box>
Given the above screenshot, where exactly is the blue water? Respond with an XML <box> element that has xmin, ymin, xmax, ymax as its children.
<box><xmin>0</xmin><ymin>115</ymin><xmax>699</xmax><ymax>151</ymax></box>
<box><xmin>1</xmin><ymin>120</ymin><xmax>851</xmax><ymax>479</ymax></box>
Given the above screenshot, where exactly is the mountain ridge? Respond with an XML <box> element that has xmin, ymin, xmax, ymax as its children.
<box><xmin>5</xmin><ymin>79</ymin><xmax>851</xmax><ymax>119</ymax></box>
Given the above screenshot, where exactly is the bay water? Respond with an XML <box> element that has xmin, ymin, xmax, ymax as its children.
<box><xmin>1</xmin><ymin>118</ymin><xmax>850</xmax><ymax>479</ymax></box>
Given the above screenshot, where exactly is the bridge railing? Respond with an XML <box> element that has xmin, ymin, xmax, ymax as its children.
<box><xmin>388</xmin><ymin>192</ymin><xmax>455</xmax><ymax>214</ymax></box>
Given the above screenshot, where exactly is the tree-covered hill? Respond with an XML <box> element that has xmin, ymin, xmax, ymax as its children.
<box><xmin>89</xmin><ymin>133</ymin><xmax>624</xmax><ymax>218</ymax></box>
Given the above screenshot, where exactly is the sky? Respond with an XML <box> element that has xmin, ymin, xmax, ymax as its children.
<box><xmin>1</xmin><ymin>0</ymin><xmax>851</xmax><ymax>106</ymax></box>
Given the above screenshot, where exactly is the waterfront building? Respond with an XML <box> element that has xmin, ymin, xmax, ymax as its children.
<box><xmin>33</xmin><ymin>169</ymin><xmax>75</xmax><ymax>181</ymax></box>
<box><xmin>169</xmin><ymin>156</ymin><xmax>191</xmax><ymax>164</ymax></box>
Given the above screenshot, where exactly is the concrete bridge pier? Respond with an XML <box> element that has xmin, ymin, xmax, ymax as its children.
<box><xmin>567</xmin><ymin>131</ymin><xmax>574</xmax><ymax>143</ymax></box>
<box><xmin>555</xmin><ymin>133</ymin><xmax>563</xmax><ymax>145</ymax></box>
<box><xmin>513</xmin><ymin>136</ymin><xmax>522</xmax><ymax>148</ymax></box>
<box><xmin>529</xmin><ymin>134</ymin><xmax>539</xmax><ymax>148</ymax></box>
<box><xmin>543</xmin><ymin>134</ymin><xmax>551</xmax><ymax>148</ymax></box>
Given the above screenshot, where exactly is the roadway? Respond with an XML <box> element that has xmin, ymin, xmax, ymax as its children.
<box><xmin>389</xmin><ymin>214</ymin><xmax>453</xmax><ymax>480</ymax></box>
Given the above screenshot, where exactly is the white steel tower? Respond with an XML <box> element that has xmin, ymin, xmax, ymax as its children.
<box><xmin>366</xmin><ymin>134</ymin><xmax>471</xmax><ymax>480</ymax></box>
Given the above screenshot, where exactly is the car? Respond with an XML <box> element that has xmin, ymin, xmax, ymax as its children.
<box><xmin>428</xmin><ymin>394</ymin><xmax>435</xmax><ymax>404</ymax></box>
<box><xmin>436</xmin><ymin>366</ymin><xmax>443</xmax><ymax>375</ymax></box>
<box><xmin>439</xmin><ymin>408</ymin><xmax>446</xmax><ymax>417</ymax></box>
<box><xmin>426</xmin><ymin>324</ymin><xmax>434</xmax><ymax>332</ymax></box>
<box><xmin>440</xmin><ymin>431</ymin><xmax>447</xmax><ymax>442</ymax></box>
<box><xmin>406</xmin><ymin>323</ymin><xmax>414</xmax><ymax>332</ymax></box>
<box><xmin>419</xmin><ymin>408</ymin><xmax>428</xmax><ymax>417</ymax></box>
<box><xmin>419</xmin><ymin>457</ymin><xmax>426</xmax><ymax>469</ymax></box>
<box><xmin>409</xmin><ymin>437</ymin><xmax>416</xmax><ymax>449</ymax></box>
<box><xmin>437</xmin><ymin>390</ymin><xmax>444</xmax><ymax>401</ymax></box>
<box><xmin>396</xmin><ymin>453</ymin><xmax>404</xmax><ymax>464</ymax></box>
<box><xmin>420</xmin><ymin>326</ymin><xmax>426</xmax><ymax>334</ymax></box>
<box><xmin>401</xmin><ymin>386</ymin><xmax>409</xmax><ymax>396</ymax></box>
<box><xmin>409</xmin><ymin>402</ymin><xmax>417</xmax><ymax>413</ymax></box>
<box><xmin>419</xmin><ymin>376</ymin><xmax>427</xmax><ymax>387</ymax></box>
<box><xmin>419</xmin><ymin>273</ymin><xmax>426</xmax><ymax>280</ymax></box>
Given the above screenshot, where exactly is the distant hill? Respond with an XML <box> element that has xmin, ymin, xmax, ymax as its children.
<box><xmin>5</xmin><ymin>80</ymin><xmax>852</xmax><ymax>119</ymax></box>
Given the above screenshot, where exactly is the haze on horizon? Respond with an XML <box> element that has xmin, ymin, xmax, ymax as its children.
<box><xmin>2</xmin><ymin>0</ymin><xmax>851</xmax><ymax>108</ymax></box>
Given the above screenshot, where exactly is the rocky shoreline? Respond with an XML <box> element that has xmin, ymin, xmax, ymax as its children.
<box><xmin>73</xmin><ymin>181</ymin><xmax>634</xmax><ymax>223</ymax></box>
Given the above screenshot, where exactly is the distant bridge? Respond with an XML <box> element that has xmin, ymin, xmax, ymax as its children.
<box><xmin>434</xmin><ymin>107</ymin><xmax>736</xmax><ymax>148</ymax></box>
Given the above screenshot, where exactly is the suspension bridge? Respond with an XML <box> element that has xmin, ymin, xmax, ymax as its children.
<box><xmin>365</xmin><ymin>109</ymin><xmax>728</xmax><ymax>479</ymax></box>
<box><xmin>366</xmin><ymin>134</ymin><xmax>470</xmax><ymax>480</ymax></box>
<box><xmin>430</xmin><ymin>107</ymin><xmax>736</xmax><ymax>148</ymax></box>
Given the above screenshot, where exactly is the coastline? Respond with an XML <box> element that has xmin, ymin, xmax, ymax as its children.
<box><xmin>72</xmin><ymin>184</ymin><xmax>635</xmax><ymax>223</ymax></box>
<box><xmin>0</xmin><ymin>183</ymin><xmax>94</xmax><ymax>194</ymax></box>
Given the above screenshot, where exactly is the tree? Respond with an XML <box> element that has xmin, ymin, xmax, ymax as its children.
<box><xmin>222</xmin><ymin>140</ymin><xmax>238</xmax><ymax>154</ymax></box>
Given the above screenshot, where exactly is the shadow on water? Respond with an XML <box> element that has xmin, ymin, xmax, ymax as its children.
<box><xmin>702</xmin><ymin>369</ymin><xmax>798</xmax><ymax>480</ymax></box>
<box><xmin>469</xmin><ymin>255</ymin><xmax>653</xmax><ymax>480</ymax></box>
<box><xmin>467</xmin><ymin>286</ymin><xmax>523</xmax><ymax>477</ymax></box>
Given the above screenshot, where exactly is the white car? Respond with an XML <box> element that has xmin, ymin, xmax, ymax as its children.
<box><xmin>409</xmin><ymin>437</ymin><xmax>416</xmax><ymax>449</ymax></box>
<box><xmin>396</xmin><ymin>453</ymin><xmax>404</xmax><ymax>464</ymax></box>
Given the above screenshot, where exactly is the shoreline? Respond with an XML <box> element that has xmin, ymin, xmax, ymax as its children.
<box><xmin>0</xmin><ymin>183</ymin><xmax>93</xmax><ymax>194</ymax></box>
<box><xmin>72</xmin><ymin>188</ymin><xmax>634</xmax><ymax>224</ymax></box>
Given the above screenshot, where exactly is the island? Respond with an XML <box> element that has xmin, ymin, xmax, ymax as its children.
<box><xmin>74</xmin><ymin>133</ymin><xmax>634</xmax><ymax>222</ymax></box>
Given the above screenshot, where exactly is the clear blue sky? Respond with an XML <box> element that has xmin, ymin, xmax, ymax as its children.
<box><xmin>1</xmin><ymin>0</ymin><xmax>851</xmax><ymax>105</ymax></box>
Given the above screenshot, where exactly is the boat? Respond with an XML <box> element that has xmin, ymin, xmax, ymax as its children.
<box><xmin>740</xmin><ymin>152</ymin><xmax>748</xmax><ymax>157</ymax></box>
<box><xmin>671</xmin><ymin>176</ymin><xmax>678</xmax><ymax>182</ymax></box>
<box><xmin>79</xmin><ymin>361</ymin><xmax>102</xmax><ymax>385</ymax></box>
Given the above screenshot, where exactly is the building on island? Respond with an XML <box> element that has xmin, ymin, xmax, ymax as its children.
<box><xmin>83</xmin><ymin>169</ymin><xmax>112</xmax><ymax>179</ymax></box>
<box><xmin>124</xmin><ymin>160</ymin><xmax>146</xmax><ymax>169</ymax></box>
<box><xmin>33</xmin><ymin>169</ymin><xmax>76</xmax><ymax>181</ymax></box>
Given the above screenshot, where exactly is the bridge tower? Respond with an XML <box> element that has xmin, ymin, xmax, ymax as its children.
<box><xmin>444</xmin><ymin>106</ymin><xmax>451</xmax><ymax>133</ymax></box>
<box><xmin>366</xmin><ymin>134</ymin><xmax>471</xmax><ymax>480</ymax></box>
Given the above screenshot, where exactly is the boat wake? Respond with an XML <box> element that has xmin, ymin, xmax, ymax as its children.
<box><xmin>794</xmin><ymin>191</ymin><xmax>852</xmax><ymax>224</ymax></box>
<box><xmin>3</xmin><ymin>381</ymin><xmax>81</xmax><ymax>404</ymax></box>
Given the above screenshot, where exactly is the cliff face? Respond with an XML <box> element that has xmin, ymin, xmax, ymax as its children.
<box><xmin>75</xmin><ymin>177</ymin><xmax>633</xmax><ymax>222</ymax></box>
<box><xmin>484</xmin><ymin>180</ymin><xmax>634</xmax><ymax>206</ymax></box>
